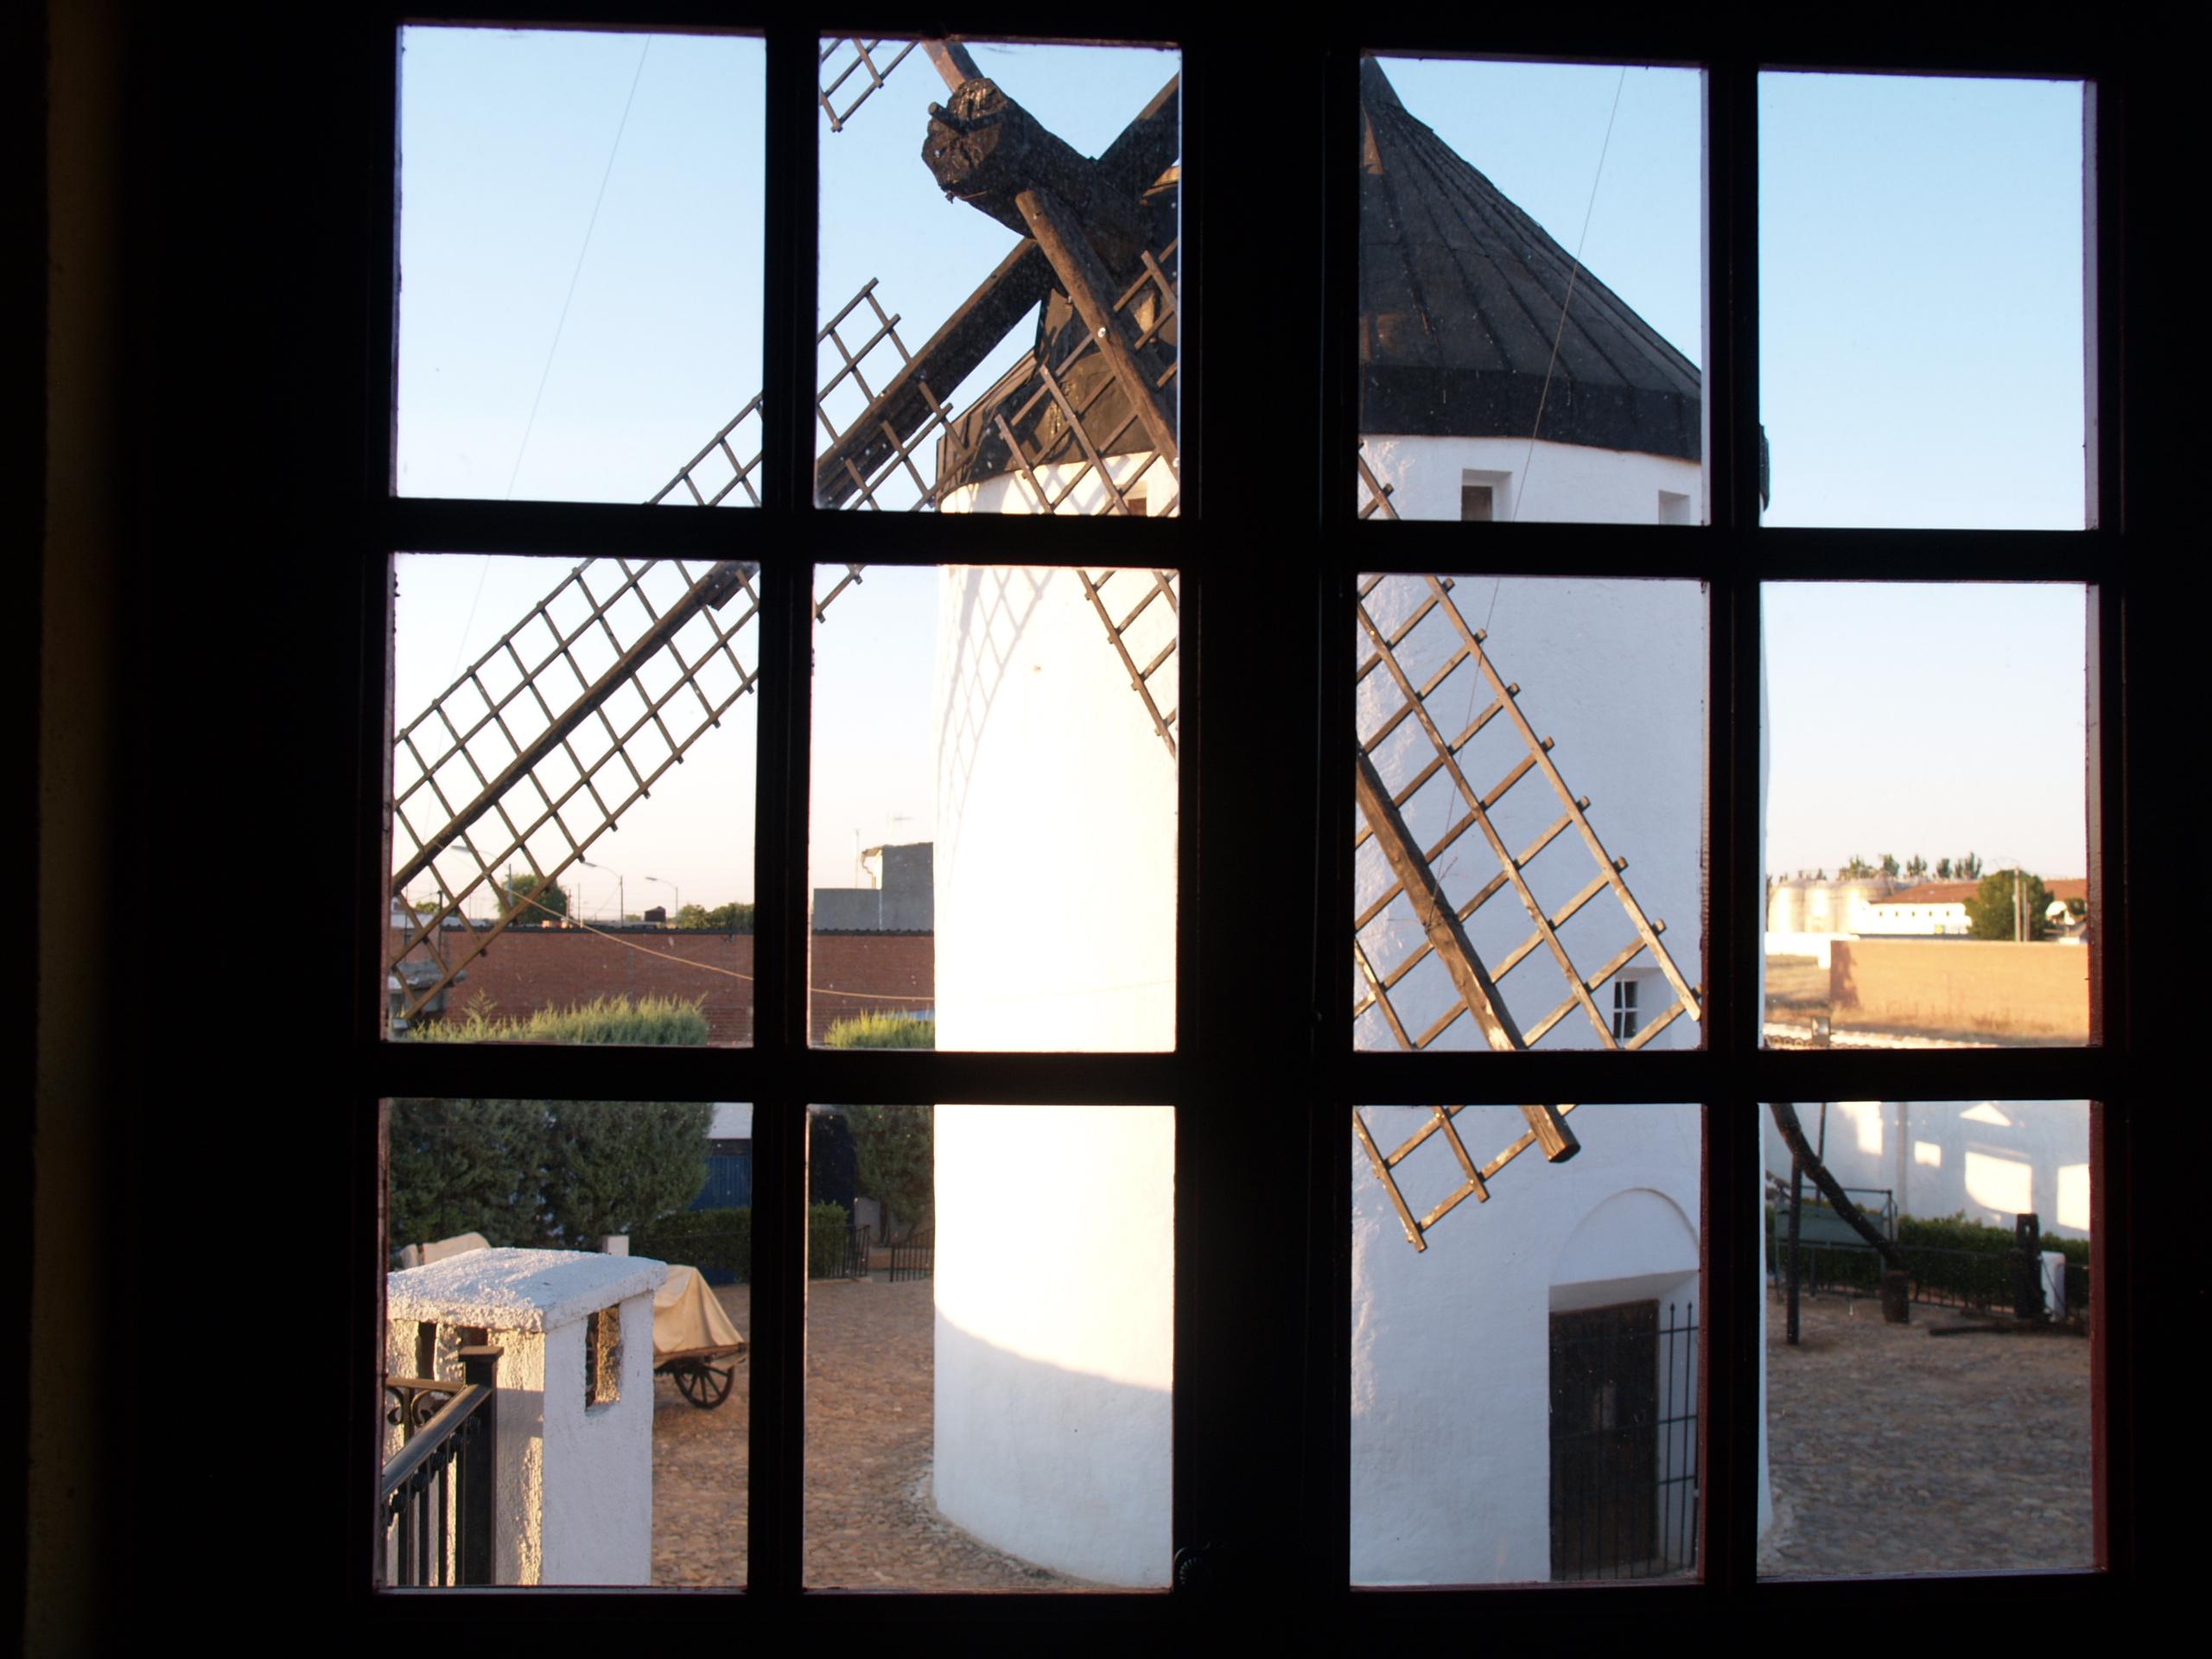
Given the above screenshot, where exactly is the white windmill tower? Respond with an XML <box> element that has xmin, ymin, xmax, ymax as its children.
<box><xmin>386</xmin><ymin>44</ymin><xmax>1707</xmax><ymax>1590</ymax></box>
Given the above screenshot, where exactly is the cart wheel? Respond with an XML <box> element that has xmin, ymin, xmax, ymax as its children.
<box><xmin>677</xmin><ymin>1363</ymin><xmax>734</xmax><ymax>1410</ymax></box>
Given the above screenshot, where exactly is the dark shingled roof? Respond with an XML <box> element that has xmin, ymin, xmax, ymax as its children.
<box><xmin>1360</xmin><ymin>56</ymin><xmax>1702</xmax><ymax>460</ymax></box>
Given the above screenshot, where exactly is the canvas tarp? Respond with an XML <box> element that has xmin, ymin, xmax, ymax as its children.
<box><xmin>652</xmin><ymin>1263</ymin><xmax>745</xmax><ymax>1358</ymax></box>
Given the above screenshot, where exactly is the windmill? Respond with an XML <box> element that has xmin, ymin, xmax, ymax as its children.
<box><xmin>386</xmin><ymin>43</ymin><xmax>1699</xmax><ymax>1255</ymax></box>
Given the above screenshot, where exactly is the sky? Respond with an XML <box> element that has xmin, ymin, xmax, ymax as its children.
<box><xmin>391</xmin><ymin>34</ymin><xmax>2090</xmax><ymax>917</ymax></box>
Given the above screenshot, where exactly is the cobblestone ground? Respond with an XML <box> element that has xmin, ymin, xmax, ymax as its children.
<box><xmin>650</xmin><ymin>1277</ymin><xmax>1076</xmax><ymax>1590</ymax></box>
<box><xmin>1760</xmin><ymin>1289</ymin><xmax>2093</xmax><ymax>1577</ymax></box>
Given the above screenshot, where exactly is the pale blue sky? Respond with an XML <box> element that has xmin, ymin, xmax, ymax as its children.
<box><xmin>392</xmin><ymin>35</ymin><xmax>2091</xmax><ymax>914</ymax></box>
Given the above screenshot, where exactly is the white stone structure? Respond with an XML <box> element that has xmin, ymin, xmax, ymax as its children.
<box><xmin>1759</xmin><ymin>1100</ymin><xmax>2091</xmax><ymax>1238</ymax></box>
<box><xmin>923</xmin><ymin>55</ymin><xmax>1716</xmax><ymax>1588</ymax></box>
<box><xmin>926</xmin><ymin>563</ymin><xmax>1178</xmax><ymax>1587</ymax></box>
<box><xmin>1351</xmin><ymin>1104</ymin><xmax>1701</xmax><ymax>1583</ymax></box>
<box><xmin>385</xmin><ymin>1248</ymin><xmax>666</xmax><ymax>1585</ymax></box>
<box><xmin>1360</xmin><ymin>434</ymin><xmax>1701</xmax><ymax>527</ymax></box>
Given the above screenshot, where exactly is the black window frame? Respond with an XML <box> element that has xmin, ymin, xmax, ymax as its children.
<box><xmin>324</xmin><ymin>6</ymin><xmax>2151</xmax><ymax>1633</ymax></box>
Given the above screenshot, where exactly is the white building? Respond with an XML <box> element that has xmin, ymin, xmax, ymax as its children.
<box><xmin>924</xmin><ymin>57</ymin><xmax>1715</xmax><ymax>1588</ymax></box>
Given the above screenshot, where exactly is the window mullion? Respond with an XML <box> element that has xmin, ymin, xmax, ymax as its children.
<box><xmin>745</xmin><ymin>22</ymin><xmax>820</xmax><ymax>1605</ymax></box>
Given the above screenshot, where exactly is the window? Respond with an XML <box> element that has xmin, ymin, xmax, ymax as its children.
<box><xmin>314</xmin><ymin>10</ymin><xmax>2144</xmax><ymax>1631</ymax></box>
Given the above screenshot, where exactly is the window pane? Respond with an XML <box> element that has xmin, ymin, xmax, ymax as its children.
<box><xmin>388</xmin><ymin>554</ymin><xmax>757</xmax><ymax>1046</ymax></box>
<box><xmin>1759</xmin><ymin>73</ymin><xmax>2086</xmax><ymax>529</ymax></box>
<box><xmin>806</xmin><ymin>1103</ymin><xmax>1173</xmax><ymax>1589</ymax></box>
<box><xmin>817</xmin><ymin>39</ymin><xmax>1180</xmax><ymax>513</ymax></box>
<box><xmin>382</xmin><ymin>1097</ymin><xmax>747</xmax><ymax>1586</ymax></box>
<box><xmin>811</xmin><ymin>563</ymin><xmax>1178</xmax><ymax>1051</ymax></box>
<box><xmin>1357</xmin><ymin>57</ymin><xmax>1707</xmax><ymax>525</ymax></box>
<box><xmin>397</xmin><ymin>29</ymin><xmax>766</xmax><ymax>505</ymax></box>
<box><xmin>1759</xmin><ymin>1100</ymin><xmax>2092</xmax><ymax>1575</ymax></box>
<box><xmin>1356</xmin><ymin>577</ymin><xmax>1705</xmax><ymax>1053</ymax></box>
<box><xmin>1353</xmin><ymin>1103</ymin><xmax>1702</xmax><ymax>1583</ymax></box>
<box><xmin>1762</xmin><ymin>583</ymin><xmax>2088</xmax><ymax>1048</ymax></box>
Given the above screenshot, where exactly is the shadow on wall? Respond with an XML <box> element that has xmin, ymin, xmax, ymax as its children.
<box><xmin>937</xmin><ymin>566</ymin><xmax>1050</xmax><ymax>853</ymax></box>
<box><xmin>931</xmin><ymin>1312</ymin><xmax>1172</xmax><ymax>1589</ymax></box>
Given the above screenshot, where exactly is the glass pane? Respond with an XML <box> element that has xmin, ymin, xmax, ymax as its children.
<box><xmin>1358</xmin><ymin>57</ymin><xmax>1707</xmax><ymax>524</ymax></box>
<box><xmin>810</xmin><ymin>563</ymin><xmax>1178</xmax><ymax>1051</ymax></box>
<box><xmin>806</xmin><ymin>1103</ymin><xmax>1173</xmax><ymax>1589</ymax></box>
<box><xmin>817</xmin><ymin>38</ymin><xmax>1180</xmax><ymax>512</ymax></box>
<box><xmin>1356</xmin><ymin>577</ymin><xmax>1705</xmax><ymax>1053</ymax></box>
<box><xmin>1759</xmin><ymin>73</ymin><xmax>2086</xmax><ymax>529</ymax></box>
<box><xmin>397</xmin><ymin>29</ymin><xmax>766</xmax><ymax>505</ymax></box>
<box><xmin>1763</xmin><ymin>583</ymin><xmax>2088</xmax><ymax>1047</ymax></box>
<box><xmin>382</xmin><ymin>1097</ymin><xmax>747</xmax><ymax>1586</ymax></box>
<box><xmin>1353</xmin><ymin>1103</ymin><xmax>1702</xmax><ymax>1583</ymax></box>
<box><xmin>388</xmin><ymin>554</ymin><xmax>757</xmax><ymax>1046</ymax></box>
<box><xmin>1760</xmin><ymin>1100</ymin><xmax>2092</xmax><ymax>1575</ymax></box>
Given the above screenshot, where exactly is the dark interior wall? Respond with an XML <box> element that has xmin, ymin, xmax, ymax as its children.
<box><xmin>31</xmin><ymin>4</ymin><xmax>381</xmax><ymax>1643</ymax></box>
<box><xmin>24</xmin><ymin>4</ymin><xmax>2190</xmax><ymax>1646</ymax></box>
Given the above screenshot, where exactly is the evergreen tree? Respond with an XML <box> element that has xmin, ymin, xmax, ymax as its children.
<box><xmin>389</xmin><ymin>995</ymin><xmax>711</xmax><ymax>1255</ymax></box>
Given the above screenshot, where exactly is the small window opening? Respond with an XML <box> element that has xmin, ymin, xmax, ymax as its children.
<box><xmin>1611</xmin><ymin>978</ymin><xmax>1641</xmax><ymax>1041</ymax></box>
<box><xmin>1461</xmin><ymin>483</ymin><xmax>1494</xmax><ymax>522</ymax></box>
<box><xmin>585</xmin><ymin>1306</ymin><xmax>621</xmax><ymax>1408</ymax></box>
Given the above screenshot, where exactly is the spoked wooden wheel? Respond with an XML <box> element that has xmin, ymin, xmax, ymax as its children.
<box><xmin>675</xmin><ymin>1362</ymin><xmax>735</xmax><ymax>1410</ymax></box>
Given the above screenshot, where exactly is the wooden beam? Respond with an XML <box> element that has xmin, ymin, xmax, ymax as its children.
<box><xmin>1352</xmin><ymin>748</ymin><xmax>1522</xmax><ymax>1054</ymax></box>
<box><xmin>814</xmin><ymin>238</ymin><xmax>1054</xmax><ymax>506</ymax></box>
<box><xmin>921</xmin><ymin>39</ymin><xmax>981</xmax><ymax>91</ymax></box>
<box><xmin>1014</xmin><ymin>184</ymin><xmax>1179</xmax><ymax>464</ymax></box>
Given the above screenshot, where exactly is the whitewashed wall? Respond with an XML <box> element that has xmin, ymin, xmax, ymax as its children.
<box><xmin>929</xmin><ymin>565</ymin><xmax>1178</xmax><ymax>1586</ymax></box>
<box><xmin>385</xmin><ymin>1249</ymin><xmax>664</xmax><ymax>1586</ymax></box>
<box><xmin>1351</xmin><ymin>1104</ymin><xmax>1700</xmax><ymax>1584</ymax></box>
<box><xmin>1760</xmin><ymin>1100</ymin><xmax>2091</xmax><ymax>1237</ymax></box>
<box><xmin>1362</xmin><ymin>434</ymin><xmax>1702</xmax><ymax>524</ymax></box>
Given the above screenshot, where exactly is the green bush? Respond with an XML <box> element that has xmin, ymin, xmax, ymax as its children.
<box><xmin>632</xmin><ymin>1207</ymin><xmax>751</xmax><ymax>1277</ymax></box>
<box><xmin>626</xmin><ymin>1202</ymin><xmax>855</xmax><ymax>1283</ymax></box>
<box><xmin>823</xmin><ymin>1011</ymin><xmax>936</xmax><ymax>1049</ymax></box>
<box><xmin>410</xmin><ymin>993</ymin><xmax>709</xmax><ymax>1046</ymax></box>
<box><xmin>1768</xmin><ymin>1207</ymin><xmax>2090</xmax><ymax>1311</ymax></box>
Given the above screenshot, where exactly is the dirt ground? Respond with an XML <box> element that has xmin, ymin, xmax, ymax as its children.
<box><xmin>652</xmin><ymin>1268</ymin><xmax>2093</xmax><ymax>1586</ymax></box>
<box><xmin>650</xmin><ymin>1276</ymin><xmax>1077</xmax><ymax>1590</ymax></box>
<box><xmin>1760</xmin><ymin>1287</ymin><xmax>2093</xmax><ymax>1576</ymax></box>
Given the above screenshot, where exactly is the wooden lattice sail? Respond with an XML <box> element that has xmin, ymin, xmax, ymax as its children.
<box><xmin>1350</xmin><ymin>574</ymin><xmax>1703</xmax><ymax>1250</ymax></box>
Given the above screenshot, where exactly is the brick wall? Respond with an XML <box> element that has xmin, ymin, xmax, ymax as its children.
<box><xmin>389</xmin><ymin>926</ymin><xmax>933</xmax><ymax>1046</ymax></box>
<box><xmin>1829</xmin><ymin>938</ymin><xmax>2088</xmax><ymax>1041</ymax></box>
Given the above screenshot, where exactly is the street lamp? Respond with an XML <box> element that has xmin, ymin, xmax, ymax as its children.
<box><xmin>643</xmin><ymin>874</ymin><xmax>679</xmax><ymax>926</ymax></box>
<box><xmin>578</xmin><ymin>858</ymin><xmax>624</xmax><ymax>924</ymax></box>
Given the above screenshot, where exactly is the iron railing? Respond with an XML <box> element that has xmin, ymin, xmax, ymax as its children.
<box><xmin>380</xmin><ymin>1345</ymin><xmax>500</xmax><ymax>1587</ymax></box>
<box><xmin>888</xmin><ymin>1224</ymin><xmax>935</xmax><ymax>1284</ymax></box>
<box><xmin>1770</xmin><ymin>1238</ymin><xmax>2090</xmax><ymax>1318</ymax></box>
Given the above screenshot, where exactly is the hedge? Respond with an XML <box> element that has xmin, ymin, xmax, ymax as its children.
<box><xmin>1766</xmin><ymin>1207</ymin><xmax>2090</xmax><ymax>1312</ymax></box>
<box><xmin>631</xmin><ymin>1202</ymin><xmax>856</xmax><ymax>1282</ymax></box>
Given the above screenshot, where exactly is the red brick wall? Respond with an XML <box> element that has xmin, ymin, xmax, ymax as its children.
<box><xmin>1829</xmin><ymin>939</ymin><xmax>2088</xmax><ymax>1041</ymax></box>
<box><xmin>390</xmin><ymin>926</ymin><xmax>933</xmax><ymax>1046</ymax></box>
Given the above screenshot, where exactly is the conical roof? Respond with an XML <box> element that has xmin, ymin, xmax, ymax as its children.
<box><xmin>1360</xmin><ymin>57</ymin><xmax>1700</xmax><ymax>460</ymax></box>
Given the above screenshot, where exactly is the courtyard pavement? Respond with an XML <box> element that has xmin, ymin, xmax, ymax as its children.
<box><xmin>650</xmin><ymin>1276</ymin><xmax>1075</xmax><ymax>1590</ymax></box>
<box><xmin>1760</xmin><ymin>1288</ymin><xmax>2094</xmax><ymax>1577</ymax></box>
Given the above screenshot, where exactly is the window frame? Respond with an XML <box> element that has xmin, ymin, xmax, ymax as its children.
<box><xmin>345</xmin><ymin>9</ymin><xmax>2140</xmax><ymax>1628</ymax></box>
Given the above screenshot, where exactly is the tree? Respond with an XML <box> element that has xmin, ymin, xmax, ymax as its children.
<box><xmin>675</xmin><ymin>899</ymin><xmax>755</xmax><ymax>931</ymax></box>
<box><xmin>1966</xmin><ymin>868</ymin><xmax>2052</xmax><ymax>941</ymax></box>
<box><xmin>1936</xmin><ymin>857</ymin><xmax>1952</xmax><ymax>880</ymax></box>
<box><xmin>1905</xmin><ymin>854</ymin><xmax>1928</xmax><ymax>880</ymax></box>
<box><xmin>389</xmin><ymin>995</ymin><xmax>711</xmax><ymax>1253</ymax></box>
<box><xmin>504</xmin><ymin>872</ymin><xmax>568</xmax><ymax>924</ymax></box>
<box><xmin>1878</xmin><ymin>852</ymin><xmax>1900</xmax><ymax>879</ymax></box>
<box><xmin>825</xmin><ymin>1013</ymin><xmax>937</xmax><ymax>1231</ymax></box>
<box><xmin>1840</xmin><ymin>855</ymin><xmax>1875</xmax><ymax>879</ymax></box>
<box><xmin>1956</xmin><ymin>851</ymin><xmax>1984</xmax><ymax>880</ymax></box>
